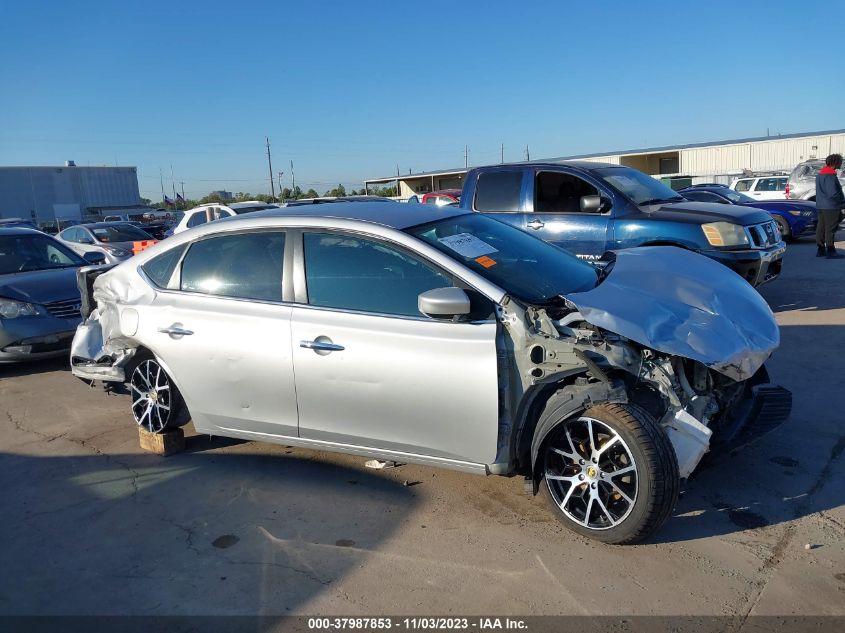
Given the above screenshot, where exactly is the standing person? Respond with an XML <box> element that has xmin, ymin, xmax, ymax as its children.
<box><xmin>816</xmin><ymin>153</ymin><xmax>845</xmax><ymax>259</ymax></box>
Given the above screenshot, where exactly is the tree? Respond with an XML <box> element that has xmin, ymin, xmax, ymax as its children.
<box><xmin>302</xmin><ymin>188</ymin><xmax>319</xmax><ymax>199</ymax></box>
<box><xmin>280</xmin><ymin>187</ymin><xmax>293</xmax><ymax>200</ymax></box>
<box><xmin>324</xmin><ymin>183</ymin><xmax>347</xmax><ymax>198</ymax></box>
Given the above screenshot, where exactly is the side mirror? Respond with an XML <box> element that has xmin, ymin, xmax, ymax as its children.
<box><xmin>580</xmin><ymin>195</ymin><xmax>610</xmax><ymax>213</ymax></box>
<box><xmin>418</xmin><ymin>287</ymin><xmax>471</xmax><ymax>319</ymax></box>
<box><xmin>83</xmin><ymin>251</ymin><xmax>106</xmax><ymax>264</ymax></box>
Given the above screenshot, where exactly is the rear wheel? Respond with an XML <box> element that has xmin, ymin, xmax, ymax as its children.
<box><xmin>541</xmin><ymin>403</ymin><xmax>679</xmax><ymax>544</ymax></box>
<box><xmin>129</xmin><ymin>357</ymin><xmax>189</xmax><ymax>433</ymax></box>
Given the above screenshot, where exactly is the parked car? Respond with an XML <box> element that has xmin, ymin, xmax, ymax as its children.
<box><xmin>0</xmin><ymin>227</ymin><xmax>105</xmax><ymax>362</ymax></box>
<box><xmin>167</xmin><ymin>201</ymin><xmax>279</xmax><ymax>236</ymax></box>
<box><xmin>786</xmin><ymin>159</ymin><xmax>845</xmax><ymax>201</ymax></box>
<box><xmin>459</xmin><ymin>163</ymin><xmax>786</xmax><ymax>287</ymax></box>
<box><xmin>57</xmin><ymin>222</ymin><xmax>157</xmax><ymax>264</ymax></box>
<box><xmin>730</xmin><ymin>176</ymin><xmax>788</xmax><ymax>200</ymax></box>
<box><xmin>0</xmin><ymin>218</ymin><xmax>39</xmax><ymax>231</ymax></box>
<box><xmin>70</xmin><ymin>202</ymin><xmax>790</xmax><ymax>544</ymax></box>
<box><xmin>280</xmin><ymin>196</ymin><xmax>390</xmax><ymax>207</ymax></box>
<box><xmin>422</xmin><ymin>189</ymin><xmax>462</xmax><ymax>206</ymax></box>
<box><xmin>679</xmin><ymin>185</ymin><xmax>817</xmax><ymax>241</ymax></box>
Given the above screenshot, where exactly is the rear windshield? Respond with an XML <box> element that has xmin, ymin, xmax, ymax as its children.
<box><xmin>91</xmin><ymin>224</ymin><xmax>153</xmax><ymax>242</ymax></box>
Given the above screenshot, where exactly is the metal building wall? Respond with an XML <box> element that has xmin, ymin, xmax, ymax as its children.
<box><xmin>0</xmin><ymin>166</ymin><xmax>141</xmax><ymax>222</ymax></box>
<box><xmin>680</xmin><ymin>133</ymin><xmax>845</xmax><ymax>176</ymax></box>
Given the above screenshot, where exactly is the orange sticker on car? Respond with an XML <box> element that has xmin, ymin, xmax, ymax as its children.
<box><xmin>475</xmin><ymin>255</ymin><xmax>497</xmax><ymax>268</ymax></box>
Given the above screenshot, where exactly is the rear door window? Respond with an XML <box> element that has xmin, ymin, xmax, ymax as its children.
<box><xmin>473</xmin><ymin>171</ymin><xmax>523</xmax><ymax>212</ymax></box>
<box><xmin>141</xmin><ymin>245</ymin><xmax>187</xmax><ymax>288</ymax></box>
<box><xmin>179</xmin><ymin>231</ymin><xmax>285</xmax><ymax>301</ymax></box>
<box><xmin>187</xmin><ymin>211</ymin><xmax>209</xmax><ymax>228</ymax></box>
<box><xmin>734</xmin><ymin>179</ymin><xmax>754</xmax><ymax>192</ymax></box>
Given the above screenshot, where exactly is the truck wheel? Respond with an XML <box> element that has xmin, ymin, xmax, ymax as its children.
<box><xmin>541</xmin><ymin>403</ymin><xmax>679</xmax><ymax>544</ymax></box>
<box><xmin>128</xmin><ymin>355</ymin><xmax>189</xmax><ymax>433</ymax></box>
<box><xmin>773</xmin><ymin>216</ymin><xmax>791</xmax><ymax>241</ymax></box>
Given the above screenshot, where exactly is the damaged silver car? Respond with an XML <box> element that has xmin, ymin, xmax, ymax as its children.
<box><xmin>70</xmin><ymin>203</ymin><xmax>791</xmax><ymax>544</ymax></box>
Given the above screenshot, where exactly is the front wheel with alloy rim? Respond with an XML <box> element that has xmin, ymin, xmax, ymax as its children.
<box><xmin>129</xmin><ymin>357</ymin><xmax>189</xmax><ymax>433</ymax></box>
<box><xmin>773</xmin><ymin>216</ymin><xmax>792</xmax><ymax>241</ymax></box>
<box><xmin>542</xmin><ymin>403</ymin><xmax>679</xmax><ymax>544</ymax></box>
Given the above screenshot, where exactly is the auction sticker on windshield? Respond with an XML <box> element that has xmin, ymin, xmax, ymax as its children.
<box><xmin>438</xmin><ymin>233</ymin><xmax>498</xmax><ymax>259</ymax></box>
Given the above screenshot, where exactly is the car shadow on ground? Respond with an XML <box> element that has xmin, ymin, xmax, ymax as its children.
<box><xmin>0</xmin><ymin>356</ymin><xmax>69</xmax><ymax>379</ymax></box>
<box><xmin>649</xmin><ymin>320</ymin><xmax>845</xmax><ymax>544</ymax></box>
<box><xmin>0</xmin><ymin>449</ymin><xmax>418</xmax><ymax>614</ymax></box>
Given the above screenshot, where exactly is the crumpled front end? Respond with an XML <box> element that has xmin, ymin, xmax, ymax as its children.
<box><xmin>70</xmin><ymin>263</ymin><xmax>151</xmax><ymax>382</ymax></box>
<box><xmin>565</xmin><ymin>246</ymin><xmax>780</xmax><ymax>382</ymax></box>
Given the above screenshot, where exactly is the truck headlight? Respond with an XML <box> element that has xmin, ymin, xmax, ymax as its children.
<box><xmin>0</xmin><ymin>298</ymin><xmax>43</xmax><ymax>319</ymax></box>
<box><xmin>701</xmin><ymin>222</ymin><xmax>750</xmax><ymax>247</ymax></box>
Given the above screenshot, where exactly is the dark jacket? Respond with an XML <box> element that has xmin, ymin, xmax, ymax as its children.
<box><xmin>816</xmin><ymin>166</ymin><xmax>845</xmax><ymax>210</ymax></box>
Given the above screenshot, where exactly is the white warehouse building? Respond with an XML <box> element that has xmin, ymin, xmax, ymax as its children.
<box><xmin>365</xmin><ymin>128</ymin><xmax>845</xmax><ymax>198</ymax></box>
<box><xmin>0</xmin><ymin>162</ymin><xmax>142</xmax><ymax>224</ymax></box>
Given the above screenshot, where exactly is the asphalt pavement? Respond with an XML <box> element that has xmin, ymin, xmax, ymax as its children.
<box><xmin>1</xmin><ymin>239</ymin><xmax>843</xmax><ymax>617</ymax></box>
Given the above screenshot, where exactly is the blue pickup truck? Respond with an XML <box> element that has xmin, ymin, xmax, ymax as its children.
<box><xmin>459</xmin><ymin>162</ymin><xmax>786</xmax><ymax>287</ymax></box>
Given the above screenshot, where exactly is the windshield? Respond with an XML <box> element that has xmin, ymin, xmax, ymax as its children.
<box><xmin>721</xmin><ymin>189</ymin><xmax>755</xmax><ymax>204</ymax></box>
<box><xmin>406</xmin><ymin>214</ymin><xmax>598</xmax><ymax>304</ymax></box>
<box><xmin>594</xmin><ymin>167</ymin><xmax>684</xmax><ymax>205</ymax></box>
<box><xmin>0</xmin><ymin>234</ymin><xmax>86</xmax><ymax>274</ymax></box>
<box><xmin>90</xmin><ymin>224</ymin><xmax>153</xmax><ymax>242</ymax></box>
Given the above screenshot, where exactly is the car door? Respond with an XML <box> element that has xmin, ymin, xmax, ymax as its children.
<box><xmin>527</xmin><ymin>169</ymin><xmax>614</xmax><ymax>260</ymax></box>
<box><xmin>752</xmin><ymin>177</ymin><xmax>787</xmax><ymax>201</ymax></box>
<box><xmin>138</xmin><ymin>230</ymin><xmax>299</xmax><ymax>437</ymax></box>
<box><xmin>290</xmin><ymin>230</ymin><xmax>500</xmax><ymax>465</ymax></box>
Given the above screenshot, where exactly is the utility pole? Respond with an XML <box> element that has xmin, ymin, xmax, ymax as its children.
<box><xmin>396</xmin><ymin>164</ymin><xmax>400</xmax><ymax>198</ymax></box>
<box><xmin>290</xmin><ymin>160</ymin><xmax>296</xmax><ymax>193</ymax></box>
<box><xmin>180</xmin><ymin>181</ymin><xmax>186</xmax><ymax>208</ymax></box>
<box><xmin>278</xmin><ymin>171</ymin><xmax>284</xmax><ymax>199</ymax></box>
<box><xmin>170</xmin><ymin>165</ymin><xmax>176</xmax><ymax>199</ymax></box>
<box><xmin>501</xmin><ymin>143</ymin><xmax>504</xmax><ymax>163</ymax></box>
<box><xmin>266</xmin><ymin>137</ymin><xmax>276</xmax><ymax>201</ymax></box>
<box><xmin>464</xmin><ymin>145</ymin><xmax>468</xmax><ymax>169</ymax></box>
<box><xmin>159</xmin><ymin>168</ymin><xmax>166</xmax><ymax>203</ymax></box>
<box><xmin>525</xmin><ymin>144</ymin><xmax>530</xmax><ymax>161</ymax></box>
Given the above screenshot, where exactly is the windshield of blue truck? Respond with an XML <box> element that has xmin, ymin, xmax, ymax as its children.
<box><xmin>406</xmin><ymin>214</ymin><xmax>598</xmax><ymax>304</ymax></box>
<box><xmin>594</xmin><ymin>167</ymin><xmax>685</xmax><ymax>205</ymax></box>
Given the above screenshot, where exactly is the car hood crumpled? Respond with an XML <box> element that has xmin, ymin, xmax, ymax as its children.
<box><xmin>564</xmin><ymin>246</ymin><xmax>779</xmax><ymax>381</ymax></box>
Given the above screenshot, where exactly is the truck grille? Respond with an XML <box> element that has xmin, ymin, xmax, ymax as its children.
<box><xmin>43</xmin><ymin>298</ymin><xmax>82</xmax><ymax>319</ymax></box>
<box><xmin>746</xmin><ymin>220</ymin><xmax>780</xmax><ymax>248</ymax></box>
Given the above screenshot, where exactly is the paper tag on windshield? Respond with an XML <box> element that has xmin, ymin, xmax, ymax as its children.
<box><xmin>438</xmin><ymin>233</ymin><xmax>498</xmax><ymax>259</ymax></box>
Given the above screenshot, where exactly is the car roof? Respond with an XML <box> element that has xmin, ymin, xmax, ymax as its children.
<box><xmin>234</xmin><ymin>200</ymin><xmax>469</xmax><ymax>230</ymax></box>
<box><xmin>0</xmin><ymin>226</ymin><xmax>46</xmax><ymax>236</ymax></box>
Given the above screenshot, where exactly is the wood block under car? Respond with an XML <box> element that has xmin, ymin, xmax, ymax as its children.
<box><xmin>138</xmin><ymin>427</ymin><xmax>185</xmax><ymax>456</ymax></box>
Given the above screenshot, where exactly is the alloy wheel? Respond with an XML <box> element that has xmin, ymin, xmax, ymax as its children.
<box><xmin>545</xmin><ymin>416</ymin><xmax>639</xmax><ymax>530</ymax></box>
<box><xmin>130</xmin><ymin>359</ymin><xmax>173</xmax><ymax>433</ymax></box>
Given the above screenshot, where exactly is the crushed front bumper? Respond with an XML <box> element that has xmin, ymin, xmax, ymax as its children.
<box><xmin>710</xmin><ymin>383</ymin><xmax>793</xmax><ymax>453</ymax></box>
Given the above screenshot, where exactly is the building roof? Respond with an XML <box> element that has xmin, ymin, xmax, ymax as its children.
<box><xmin>245</xmin><ymin>200</ymin><xmax>467</xmax><ymax>230</ymax></box>
<box><xmin>365</xmin><ymin>128</ymin><xmax>845</xmax><ymax>183</ymax></box>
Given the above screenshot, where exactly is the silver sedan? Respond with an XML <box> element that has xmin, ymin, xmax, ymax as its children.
<box><xmin>70</xmin><ymin>202</ymin><xmax>790</xmax><ymax>544</ymax></box>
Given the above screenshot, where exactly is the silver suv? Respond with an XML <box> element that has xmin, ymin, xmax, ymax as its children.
<box><xmin>70</xmin><ymin>202</ymin><xmax>790</xmax><ymax>544</ymax></box>
<box><xmin>787</xmin><ymin>159</ymin><xmax>845</xmax><ymax>200</ymax></box>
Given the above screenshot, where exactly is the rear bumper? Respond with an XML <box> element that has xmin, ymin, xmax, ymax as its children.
<box><xmin>703</xmin><ymin>243</ymin><xmax>786</xmax><ymax>287</ymax></box>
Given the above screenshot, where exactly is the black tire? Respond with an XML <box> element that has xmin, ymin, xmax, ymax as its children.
<box><xmin>540</xmin><ymin>402</ymin><xmax>679</xmax><ymax>544</ymax></box>
<box><xmin>127</xmin><ymin>352</ymin><xmax>190</xmax><ymax>433</ymax></box>
<box><xmin>773</xmin><ymin>216</ymin><xmax>791</xmax><ymax>241</ymax></box>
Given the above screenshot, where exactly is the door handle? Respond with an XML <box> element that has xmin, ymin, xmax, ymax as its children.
<box><xmin>158</xmin><ymin>325</ymin><xmax>194</xmax><ymax>336</ymax></box>
<box><xmin>300</xmin><ymin>339</ymin><xmax>344</xmax><ymax>352</ymax></box>
<box><xmin>527</xmin><ymin>219</ymin><xmax>545</xmax><ymax>230</ymax></box>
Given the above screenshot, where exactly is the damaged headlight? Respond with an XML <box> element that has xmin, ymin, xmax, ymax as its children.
<box><xmin>0</xmin><ymin>297</ymin><xmax>44</xmax><ymax>319</ymax></box>
<box><xmin>701</xmin><ymin>222</ymin><xmax>750</xmax><ymax>247</ymax></box>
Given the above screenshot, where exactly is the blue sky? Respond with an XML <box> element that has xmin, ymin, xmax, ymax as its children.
<box><xmin>1</xmin><ymin>0</ymin><xmax>842</xmax><ymax>200</ymax></box>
